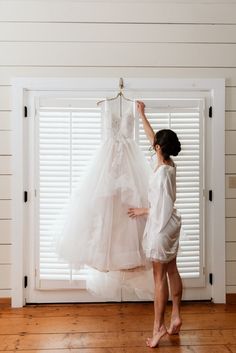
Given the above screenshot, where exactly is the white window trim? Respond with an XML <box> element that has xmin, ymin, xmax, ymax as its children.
<box><xmin>11</xmin><ymin>77</ymin><xmax>225</xmax><ymax>307</ymax></box>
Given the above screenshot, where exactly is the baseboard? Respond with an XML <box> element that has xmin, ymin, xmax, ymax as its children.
<box><xmin>226</xmin><ymin>293</ymin><xmax>236</xmax><ymax>304</ymax></box>
<box><xmin>1</xmin><ymin>296</ymin><xmax>235</xmax><ymax>306</ymax></box>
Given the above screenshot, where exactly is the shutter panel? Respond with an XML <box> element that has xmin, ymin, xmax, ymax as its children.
<box><xmin>138</xmin><ymin>101</ymin><xmax>203</xmax><ymax>280</ymax></box>
<box><xmin>37</xmin><ymin>99</ymin><xmax>102</xmax><ymax>289</ymax></box>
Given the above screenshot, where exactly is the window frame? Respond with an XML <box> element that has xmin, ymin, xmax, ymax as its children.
<box><xmin>11</xmin><ymin>77</ymin><xmax>225</xmax><ymax>307</ymax></box>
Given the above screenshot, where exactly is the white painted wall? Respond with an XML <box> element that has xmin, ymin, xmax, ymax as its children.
<box><xmin>0</xmin><ymin>0</ymin><xmax>236</xmax><ymax>298</ymax></box>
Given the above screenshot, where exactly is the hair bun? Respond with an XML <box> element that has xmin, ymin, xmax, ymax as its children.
<box><xmin>153</xmin><ymin>129</ymin><xmax>181</xmax><ymax>160</ymax></box>
<box><xmin>171</xmin><ymin>139</ymin><xmax>181</xmax><ymax>156</ymax></box>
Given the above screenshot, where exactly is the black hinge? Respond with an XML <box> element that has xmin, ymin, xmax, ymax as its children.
<box><xmin>24</xmin><ymin>106</ymin><xmax>28</xmax><ymax>118</ymax></box>
<box><xmin>209</xmin><ymin>273</ymin><xmax>213</xmax><ymax>285</ymax></box>
<box><xmin>209</xmin><ymin>106</ymin><xmax>212</xmax><ymax>118</ymax></box>
<box><xmin>24</xmin><ymin>191</ymin><xmax>28</xmax><ymax>203</ymax></box>
<box><xmin>24</xmin><ymin>276</ymin><xmax>28</xmax><ymax>288</ymax></box>
<box><xmin>209</xmin><ymin>190</ymin><xmax>213</xmax><ymax>202</ymax></box>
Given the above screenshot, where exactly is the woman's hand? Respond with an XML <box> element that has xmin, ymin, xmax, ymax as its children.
<box><xmin>128</xmin><ymin>207</ymin><xmax>149</xmax><ymax>218</ymax></box>
<box><xmin>136</xmin><ymin>101</ymin><xmax>155</xmax><ymax>145</ymax></box>
<box><xmin>136</xmin><ymin>101</ymin><xmax>146</xmax><ymax>117</ymax></box>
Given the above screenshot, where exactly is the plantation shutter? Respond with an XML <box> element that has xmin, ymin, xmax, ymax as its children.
<box><xmin>35</xmin><ymin>95</ymin><xmax>205</xmax><ymax>290</ymax></box>
<box><xmin>137</xmin><ymin>98</ymin><xmax>204</xmax><ymax>285</ymax></box>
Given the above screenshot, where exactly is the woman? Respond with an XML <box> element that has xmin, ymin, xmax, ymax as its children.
<box><xmin>128</xmin><ymin>101</ymin><xmax>183</xmax><ymax>348</ymax></box>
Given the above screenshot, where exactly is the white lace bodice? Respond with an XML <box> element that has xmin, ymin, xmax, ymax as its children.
<box><xmin>100</xmin><ymin>99</ymin><xmax>134</xmax><ymax>140</ymax></box>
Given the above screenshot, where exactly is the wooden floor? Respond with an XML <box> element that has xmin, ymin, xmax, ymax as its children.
<box><xmin>0</xmin><ymin>301</ymin><xmax>236</xmax><ymax>352</ymax></box>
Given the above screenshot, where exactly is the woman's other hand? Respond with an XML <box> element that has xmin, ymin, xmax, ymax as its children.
<box><xmin>136</xmin><ymin>101</ymin><xmax>155</xmax><ymax>144</ymax></box>
<box><xmin>128</xmin><ymin>207</ymin><xmax>149</xmax><ymax>218</ymax></box>
<box><xmin>137</xmin><ymin>101</ymin><xmax>146</xmax><ymax>117</ymax></box>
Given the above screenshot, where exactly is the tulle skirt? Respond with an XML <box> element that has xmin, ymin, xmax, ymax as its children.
<box><xmin>51</xmin><ymin>137</ymin><xmax>151</xmax><ymax>272</ymax></box>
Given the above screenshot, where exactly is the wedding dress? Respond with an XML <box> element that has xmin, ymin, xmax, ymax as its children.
<box><xmin>53</xmin><ymin>98</ymin><xmax>151</xmax><ymax>272</ymax></box>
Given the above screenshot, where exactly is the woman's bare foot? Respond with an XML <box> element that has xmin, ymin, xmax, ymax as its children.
<box><xmin>146</xmin><ymin>325</ymin><xmax>167</xmax><ymax>348</ymax></box>
<box><xmin>167</xmin><ymin>316</ymin><xmax>182</xmax><ymax>335</ymax></box>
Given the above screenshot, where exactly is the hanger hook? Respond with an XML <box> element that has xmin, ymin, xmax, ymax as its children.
<box><xmin>119</xmin><ymin>77</ymin><xmax>124</xmax><ymax>91</ymax></box>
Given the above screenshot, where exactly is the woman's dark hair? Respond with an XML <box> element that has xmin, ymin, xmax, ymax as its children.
<box><xmin>153</xmin><ymin>129</ymin><xmax>181</xmax><ymax>161</ymax></box>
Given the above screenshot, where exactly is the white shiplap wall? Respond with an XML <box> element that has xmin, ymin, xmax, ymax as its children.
<box><xmin>0</xmin><ymin>0</ymin><xmax>236</xmax><ymax>298</ymax></box>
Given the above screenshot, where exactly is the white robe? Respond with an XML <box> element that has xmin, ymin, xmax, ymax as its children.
<box><xmin>142</xmin><ymin>164</ymin><xmax>181</xmax><ymax>263</ymax></box>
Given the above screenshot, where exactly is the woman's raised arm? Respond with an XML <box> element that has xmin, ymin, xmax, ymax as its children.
<box><xmin>136</xmin><ymin>101</ymin><xmax>155</xmax><ymax>145</ymax></box>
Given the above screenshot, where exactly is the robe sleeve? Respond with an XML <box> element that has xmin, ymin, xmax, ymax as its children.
<box><xmin>150</xmin><ymin>170</ymin><xmax>175</xmax><ymax>234</ymax></box>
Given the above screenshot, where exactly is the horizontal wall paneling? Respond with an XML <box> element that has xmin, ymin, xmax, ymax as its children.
<box><xmin>226</xmin><ymin>218</ymin><xmax>236</xmax><ymax>242</ymax></box>
<box><xmin>226</xmin><ymin>262</ymin><xmax>236</xmax><ymax>285</ymax></box>
<box><xmin>0</xmin><ymin>245</ymin><xmax>11</xmax><ymax>263</ymax></box>
<box><xmin>226</xmin><ymin>131</ymin><xmax>236</xmax><ymax>155</ymax></box>
<box><xmin>0</xmin><ymin>220</ymin><xmax>11</xmax><ymax>244</ymax></box>
<box><xmin>226</xmin><ymin>243</ymin><xmax>236</xmax><ymax>261</ymax></box>
<box><xmin>0</xmin><ymin>156</ymin><xmax>12</xmax><ymax>174</ymax></box>
<box><xmin>0</xmin><ymin>23</ymin><xmax>236</xmax><ymax>43</ymax></box>
<box><xmin>0</xmin><ymin>131</ymin><xmax>11</xmax><ymax>155</ymax></box>
<box><xmin>226</xmin><ymin>87</ymin><xmax>236</xmax><ymax>111</ymax></box>
<box><xmin>0</xmin><ymin>86</ymin><xmax>11</xmax><ymax>111</ymax></box>
<box><xmin>226</xmin><ymin>175</ymin><xmax>236</xmax><ymax>199</ymax></box>
<box><xmin>0</xmin><ymin>175</ymin><xmax>11</xmax><ymax>199</ymax></box>
<box><xmin>0</xmin><ymin>2</ymin><xmax>236</xmax><ymax>23</ymax></box>
<box><xmin>226</xmin><ymin>112</ymin><xmax>236</xmax><ymax>131</ymax></box>
<box><xmin>0</xmin><ymin>111</ymin><xmax>11</xmax><ymax>130</ymax></box>
<box><xmin>0</xmin><ymin>43</ymin><xmax>236</xmax><ymax>67</ymax></box>
<box><xmin>0</xmin><ymin>265</ymin><xmax>11</xmax><ymax>289</ymax></box>
<box><xmin>226</xmin><ymin>199</ymin><xmax>236</xmax><ymax>218</ymax></box>
<box><xmin>0</xmin><ymin>200</ymin><xmax>11</xmax><ymax>219</ymax></box>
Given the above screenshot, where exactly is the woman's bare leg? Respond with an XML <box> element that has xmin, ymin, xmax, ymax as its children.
<box><xmin>167</xmin><ymin>257</ymin><xmax>182</xmax><ymax>334</ymax></box>
<box><xmin>146</xmin><ymin>261</ymin><xmax>168</xmax><ymax>348</ymax></box>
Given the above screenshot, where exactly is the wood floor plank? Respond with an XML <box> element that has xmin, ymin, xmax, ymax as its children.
<box><xmin>126</xmin><ymin>347</ymin><xmax>235</xmax><ymax>353</ymax></box>
<box><xmin>1</xmin><ymin>330</ymin><xmax>236</xmax><ymax>350</ymax></box>
<box><xmin>0</xmin><ymin>350</ymin><xmax>126</xmax><ymax>353</ymax></box>
<box><xmin>0</xmin><ymin>315</ymin><xmax>122</xmax><ymax>334</ymax></box>
<box><xmin>227</xmin><ymin>345</ymin><xmax>236</xmax><ymax>353</ymax></box>
<box><xmin>0</xmin><ymin>312</ymin><xmax>236</xmax><ymax>334</ymax></box>
<box><xmin>0</xmin><ymin>347</ymin><xmax>231</xmax><ymax>353</ymax></box>
<box><xmin>1</xmin><ymin>302</ymin><xmax>235</xmax><ymax>318</ymax></box>
<box><xmin>179</xmin><ymin>347</ymin><xmax>233</xmax><ymax>353</ymax></box>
